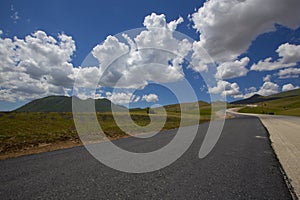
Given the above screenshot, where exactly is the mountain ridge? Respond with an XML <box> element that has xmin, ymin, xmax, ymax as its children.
<box><xmin>230</xmin><ymin>88</ymin><xmax>300</xmax><ymax>105</ymax></box>
<box><xmin>14</xmin><ymin>95</ymin><xmax>127</xmax><ymax>112</ymax></box>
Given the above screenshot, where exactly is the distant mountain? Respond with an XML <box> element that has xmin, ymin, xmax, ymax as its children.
<box><xmin>231</xmin><ymin>94</ymin><xmax>264</xmax><ymax>105</ymax></box>
<box><xmin>231</xmin><ymin>88</ymin><xmax>300</xmax><ymax>105</ymax></box>
<box><xmin>14</xmin><ymin>96</ymin><xmax>127</xmax><ymax>112</ymax></box>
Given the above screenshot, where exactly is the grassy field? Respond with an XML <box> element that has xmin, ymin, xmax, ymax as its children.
<box><xmin>0</xmin><ymin>103</ymin><xmax>217</xmax><ymax>154</ymax></box>
<box><xmin>238</xmin><ymin>95</ymin><xmax>300</xmax><ymax>117</ymax></box>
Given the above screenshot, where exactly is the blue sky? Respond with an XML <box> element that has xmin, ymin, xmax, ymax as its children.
<box><xmin>0</xmin><ymin>0</ymin><xmax>300</xmax><ymax>111</ymax></box>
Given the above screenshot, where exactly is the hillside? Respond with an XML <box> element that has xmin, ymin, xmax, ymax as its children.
<box><xmin>235</xmin><ymin>89</ymin><xmax>300</xmax><ymax>116</ymax></box>
<box><xmin>132</xmin><ymin>100</ymin><xmax>231</xmax><ymax>117</ymax></box>
<box><xmin>231</xmin><ymin>88</ymin><xmax>300</xmax><ymax>105</ymax></box>
<box><xmin>129</xmin><ymin>101</ymin><xmax>213</xmax><ymax>120</ymax></box>
<box><xmin>231</xmin><ymin>94</ymin><xmax>264</xmax><ymax>104</ymax></box>
<box><xmin>14</xmin><ymin>96</ymin><xmax>127</xmax><ymax>112</ymax></box>
<box><xmin>162</xmin><ymin>100</ymin><xmax>210</xmax><ymax>113</ymax></box>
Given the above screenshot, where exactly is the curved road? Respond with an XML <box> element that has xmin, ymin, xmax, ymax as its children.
<box><xmin>0</xmin><ymin>116</ymin><xmax>293</xmax><ymax>199</ymax></box>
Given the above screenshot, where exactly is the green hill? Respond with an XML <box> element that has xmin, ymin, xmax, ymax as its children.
<box><xmin>231</xmin><ymin>88</ymin><xmax>300</xmax><ymax>105</ymax></box>
<box><xmin>129</xmin><ymin>101</ymin><xmax>213</xmax><ymax>117</ymax></box>
<box><xmin>14</xmin><ymin>96</ymin><xmax>127</xmax><ymax>112</ymax></box>
<box><xmin>266</xmin><ymin>88</ymin><xmax>300</xmax><ymax>98</ymax></box>
<box><xmin>150</xmin><ymin>101</ymin><xmax>215</xmax><ymax>119</ymax></box>
<box><xmin>230</xmin><ymin>94</ymin><xmax>265</xmax><ymax>104</ymax></box>
<box><xmin>162</xmin><ymin>101</ymin><xmax>209</xmax><ymax>113</ymax></box>
<box><xmin>234</xmin><ymin>89</ymin><xmax>300</xmax><ymax>116</ymax></box>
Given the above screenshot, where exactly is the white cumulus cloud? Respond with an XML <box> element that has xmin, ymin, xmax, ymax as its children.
<box><xmin>191</xmin><ymin>0</ymin><xmax>300</xmax><ymax>65</ymax></box>
<box><xmin>0</xmin><ymin>30</ymin><xmax>76</xmax><ymax>102</ymax></box>
<box><xmin>251</xmin><ymin>43</ymin><xmax>300</xmax><ymax>71</ymax></box>
<box><xmin>105</xmin><ymin>92</ymin><xmax>140</xmax><ymax>105</ymax></box>
<box><xmin>215</xmin><ymin>57</ymin><xmax>249</xmax><ymax>79</ymax></box>
<box><xmin>257</xmin><ymin>81</ymin><xmax>279</xmax><ymax>96</ymax></box>
<box><xmin>282</xmin><ymin>83</ymin><xmax>299</xmax><ymax>92</ymax></box>
<box><xmin>142</xmin><ymin>94</ymin><xmax>159</xmax><ymax>102</ymax></box>
<box><xmin>239</xmin><ymin>78</ymin><xmax>280</xmax><ymax>98</ymax></box>
<box><xmin>91</xmin><ymin>13</ymin><xmax>191</xmax><ymax>89</ymax></box>
<box><xmin>277</xmin><ymin>43</ymin><xmax>300</xmax><ymax>64</ymax></box>
<box><xmin>208</xmin><ymin>80</ymin><xmax>241</xmax><ymax>98</ymax></box>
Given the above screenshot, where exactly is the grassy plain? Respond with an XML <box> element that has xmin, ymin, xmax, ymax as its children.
<box><xmin>0</xmin><ymin>102</ymin><xmax>217</xmax><ymax>155</ymax></box>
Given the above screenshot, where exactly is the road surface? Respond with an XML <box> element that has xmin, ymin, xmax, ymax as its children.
<box><xmin>0</xmin><ymin>116</ymin><xmax>293</xmax><ymax>199</ymax></box>
<box><xmin>228</xmin><ymin>108</ymin><xmax>300</xmax><ymax>199</ymax></box>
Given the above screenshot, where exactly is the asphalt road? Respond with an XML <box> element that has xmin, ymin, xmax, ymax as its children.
<box><xmin>0</xmin><ymin>116</ymin><xmax>292</xmax><ymax>199</ymax></box>
<box><xmin>228</xmin><ymin>108</ymin><xmax>300</xmax><ymax>199</ymax></box>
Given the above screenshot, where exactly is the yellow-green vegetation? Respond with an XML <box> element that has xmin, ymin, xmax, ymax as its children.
<box><xmin>0</xmin><ymin>112</ymin><xmax>77</xmax><ymax>153</ymax></box>
<box><xmin>0</xmin><ymin>102</ymin><xmax>218</xmax><ymax>154</ymax></box>
<box><xmin>234</xmin><ymin>88</ymin><xmax>300</xmax><ymax>117</ymax></box>
<box><xmin>238</xmin><ymin>95</ymin><xmax>300</xmax><ymax>117</ymax></box>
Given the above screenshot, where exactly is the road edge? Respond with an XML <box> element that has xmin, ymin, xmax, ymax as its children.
<box><xmin>258</xmin><ymin>119</ymin><xmax>298</xmax><ymax>200</ymax></box>
<box><xmin>227</xmin><ymin>108</ymin><xmax>299</xmax><ymax>200</ymax></box>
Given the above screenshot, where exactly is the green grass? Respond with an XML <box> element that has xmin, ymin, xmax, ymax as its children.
<box><xmin>0</xmin><ymin>112</ymin><xmax>76</xmax><ymax>153</ymax></box>
<box><xmin>238</xmin><ymin>95</ymin><xmax>300</xmax><ymax>117</ymax></box>
<box><xmin>0</xmin><ymin>104</ymin><xmax>216</xmax><ymax>153</ymax></box>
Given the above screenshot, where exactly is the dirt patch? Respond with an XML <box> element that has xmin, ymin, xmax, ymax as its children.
<box><xmin>0</xmin><ymin>134</ymin><xmax>139</xmax><ymax>160</ymax></box>
<box><xmin>0</xmin><ymin>140</ymin><xmax>82</xmax><ymax>160</ymax></box>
